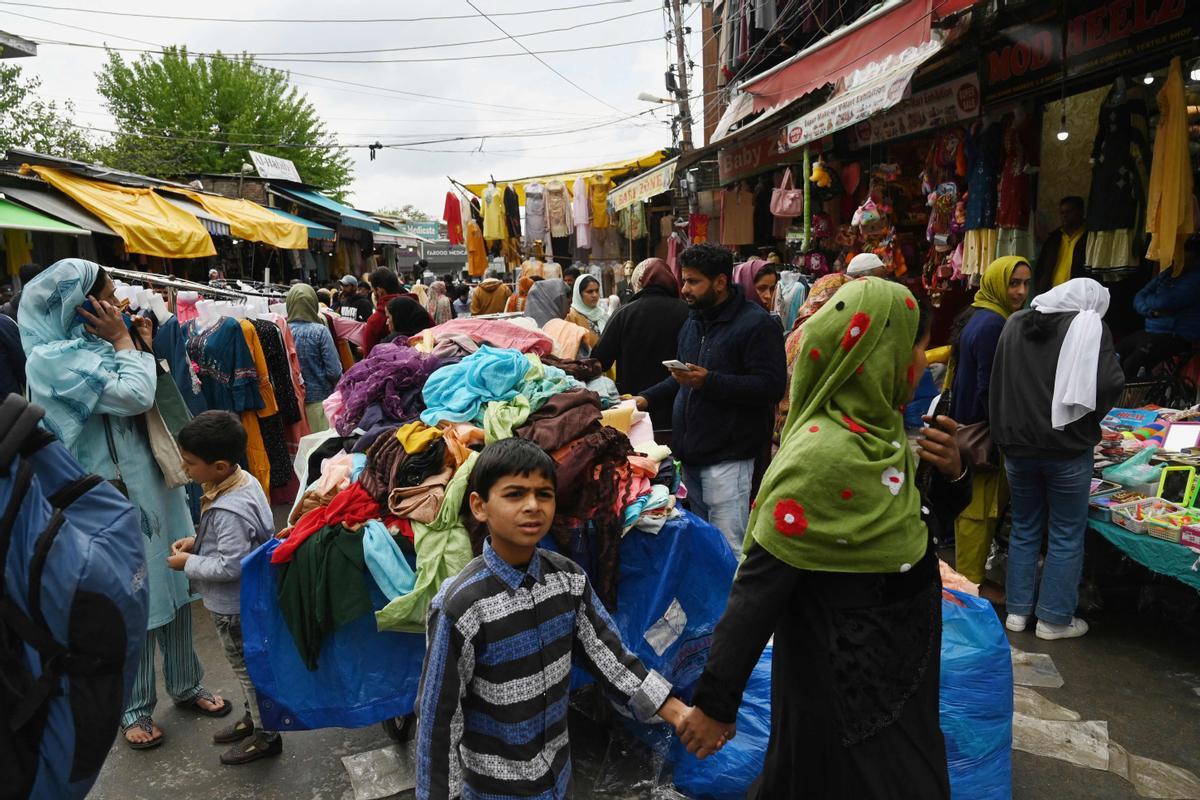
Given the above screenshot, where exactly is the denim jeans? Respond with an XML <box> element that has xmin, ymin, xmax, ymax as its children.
<box><xmin>683</xmin><ymin>458</ymin><xmax>755</xmax><ymax>556</ymax></box>
<box><xmin>1004</xmin><ymin>451</ymin><xmax>1094</xmax><ymax>625</ymax></box>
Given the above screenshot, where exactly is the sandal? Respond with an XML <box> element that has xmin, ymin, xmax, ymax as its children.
<box><xmin>122</xmin><ymin>716</ymin><xmax>164</xmax><ymax>750</ymax></box>
<box><xmin>174</xmin><ymin>688</ymin><xmax>232</xmax><ymax>718</ymax></box>
<box><xmin>212</xmin><ymin>713</ymin><xmax>255</xmax><ymax>745</ymax></box>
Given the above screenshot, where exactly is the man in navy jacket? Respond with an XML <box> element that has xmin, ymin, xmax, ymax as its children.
<box><xmin>636</xmin><ymin>244</ymin><xmax>786</xmax><ymax>554</ymax></box>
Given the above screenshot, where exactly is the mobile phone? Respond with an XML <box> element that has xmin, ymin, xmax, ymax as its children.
<box><xmin>74</xmin><ymin>298</ymin><xmax>98</xmax><ymax>324</ymax></box>
<box><xmin>662</xmin><ymin>360</ymin><xmax>693</xmax><ymax>371</ymax></box>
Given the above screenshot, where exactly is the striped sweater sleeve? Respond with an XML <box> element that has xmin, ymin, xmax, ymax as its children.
<box><xmin>416</xmin><ymin>601</ymin><xmax>473</xmax><ymax>800</ymax></box>
<box><xmin>572</xmin><ymin>573</ymin><xmax>671</xmax><ymax>723</ymax></box>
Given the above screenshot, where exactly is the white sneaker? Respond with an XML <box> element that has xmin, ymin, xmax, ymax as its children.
<box><xmin>1035</xmin><ymin>618</ymin><xmax>1089</xmax><ymax>640</ymax></box>
<box><xmin>1005</xmin><ymin>614</ymin><xmax>1029</xmax><ymax>632</ymax></box>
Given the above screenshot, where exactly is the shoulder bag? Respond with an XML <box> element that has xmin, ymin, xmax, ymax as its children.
<box><xmin>770</xmin><ymin>168</ymin><xmax>805</xmax><ymax>218</ymax></box>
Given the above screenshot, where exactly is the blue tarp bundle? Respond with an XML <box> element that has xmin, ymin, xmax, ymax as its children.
<box><xmin>241</xmin><ymin>510</ymin><xmax>738</xmax><ymax>731</ymax></box>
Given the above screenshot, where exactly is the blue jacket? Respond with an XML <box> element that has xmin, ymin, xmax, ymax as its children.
<box><xmin>949</xmin><ymin>309</ymin><xmax>1005</xmax><ymax>426</ymax></box>
<box><xmin>1135</xmin><ymin>269</ymin><xmax>1200</xmax><ymax>341</ymax></box>
<box><xmin>642</xmin><ymin>285</ymin><xmax>786</xmax><ymax>467</ymax></box>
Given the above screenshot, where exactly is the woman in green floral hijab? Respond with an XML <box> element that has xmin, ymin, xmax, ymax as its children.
<box><xmin>679</xmin><ymin>278</ymin><xmax>972</xmax><ymax>798</ymax></box>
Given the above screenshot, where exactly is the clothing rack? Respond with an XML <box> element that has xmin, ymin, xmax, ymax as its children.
<box><xmin>210</xmin><ymin>278</ymin><xmax>289</xmax><ymax>299</ymax></box>
<box><xmin>105</xmin><ymin>266</ymin><xmax>244</xmax><ymax>301</ymax></box>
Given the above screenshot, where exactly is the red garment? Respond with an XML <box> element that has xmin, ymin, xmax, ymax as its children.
<box><xmin>272</xmin><ymin>482</ymin><xmax>379</xmax><ymax>564</ymax></box>
<box><xmin>443</xmin><ymin>192</ymin><xmax>464</xmax><ymax>245</ymax></box>
<box><xmin>383</xmin><ymin>516</ymin><xmax>415</xmax><ymax>541</ymax></box>
<box><xmin>995</xmin><ymin>115</ymin><xmax>1039</xmax><ymax>230</ymax></box>
<box><xmin>360</xmin><ymin>292</ymin><xmax>427</xmax><ymax>355</ymax></box>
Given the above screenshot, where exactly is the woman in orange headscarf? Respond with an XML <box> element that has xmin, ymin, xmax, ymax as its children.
<box><xmin>505</xmin><ymin>275</ymin><xmax>536</xmax><ymax>313</ymax></box>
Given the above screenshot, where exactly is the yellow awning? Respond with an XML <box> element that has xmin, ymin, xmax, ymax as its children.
<box><xmin>22</xmin><ymin>165</ymin><xmax>216</xmax><ymax>259</ymax></box>
<box><xmin>461</xmin><ymin>150</ymin><xmax>669</xmax><ymax>205</ymax></box>
<box><xmin>173</xmin><ymin>190</ymin><xmax>308</xmax><ymax>250</ymax></box>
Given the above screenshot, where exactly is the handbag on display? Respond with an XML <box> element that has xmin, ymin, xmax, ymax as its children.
<box><xmin>770</xmin><ymin>169</ymin><xmax>805</xmax><ymax>218</ymax></box>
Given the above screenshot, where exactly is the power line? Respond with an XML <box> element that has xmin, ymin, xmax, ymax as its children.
<box><xmin>35</xmin><ymin>35</ymin><xmax>665</xmax><ymax>64</ymax></box>
<box><xmin>464</xmin><ymin>0</ymin><xmax>630</xmax><ymax>118</ymax></box>
<box><xmin>22</xmin><ymin>7</ymin><xmax>663</xmax><ymax>57</ymax></box>
<box><xmin>0</xmin><ymin>0</ymin><xmax>639</xmax><ymax>24</ymax></box>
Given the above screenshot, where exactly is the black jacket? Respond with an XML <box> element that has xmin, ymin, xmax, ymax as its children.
<box><xmin>338</xmin><ymin>293</ymin><xmax>374</xmax><ymax>323</ymax></box>
<box><xmin>1034</xmin><ymin>229</ymin><xmax>1087</xmax><ymax>296</ymax></box>
<box><xmin>591</xmin><ymin>286</ymin><xmax>690</xmax><ymax>428</ymax></box>
<box><xmin>642</xmin><ymin>285</ymin><xmax>786</xmax><ymax>466</ymax></box>
<box><xmin>990</xmin><ymin>308</ymin><xmax>1125</xmax><ymax>460</ymax></box>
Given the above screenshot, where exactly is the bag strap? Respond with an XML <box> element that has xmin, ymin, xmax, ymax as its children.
<box><xmin>0</xmin><ymin>396</ymin><xmax>50</xmax><ymax>475</ymax></box>
<box><xmin>779</xmin><ymin>168</ymin><xmax>793</xmax><ymax>191</ymax></box>
<box><xmin>102</xmin><ymin>417</ymin><xmax>124</xmax><ymax>486</ymax></box>
<box><xmin>0</xmin><ymin>460</ymin><xmax>34</xmax><ymax>595</ymax></box>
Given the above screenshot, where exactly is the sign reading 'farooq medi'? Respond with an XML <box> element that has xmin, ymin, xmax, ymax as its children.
<box><xmin>983</xmin><ymin>0</ymin><xmax>1194</xmax><ymax>102</ymax></box>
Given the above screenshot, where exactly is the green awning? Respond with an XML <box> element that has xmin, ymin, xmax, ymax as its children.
<box><xmin>0</xmin><ymin>196</ymin><xmax>89</xmax><ymax>235</ymax></box>
<box><xmin>269</xmin><ymin>207</ymin><xmax>336</xmax><ymax>241</ymax></box>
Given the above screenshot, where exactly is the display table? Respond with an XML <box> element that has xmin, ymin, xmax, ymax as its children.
<box><xmin>1088</xmin><ymin>519</ymin><xmax>1200</xmax><ymax>591</ymax></box>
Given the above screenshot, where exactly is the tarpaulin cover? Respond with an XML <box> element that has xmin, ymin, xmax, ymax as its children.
<box><xmin>22</xmin><ymin>165</ymin><xmax>216</xmax><ymax>258</ymax></box>
<box><xmin>241</xmin><ymin>509</ymin><xmax>737</xmax><ymax>731</ymax></box>
<box><xmin>176</xmin><ymin>189</ymin><xmax>308</xmax><ymax>249</ymax></box>
<box><xmin>940</xmin><ymin>588</ymin><xmax>1013</xmax><ymax>799</ymax></box>
<box><xmin>0</xmin><ymin>196</ymin><xmax>88</xmax><ymax>235</ymax></box>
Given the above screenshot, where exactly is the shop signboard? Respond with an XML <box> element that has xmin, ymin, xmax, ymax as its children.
<box><xmin>611</xmin><ymin>159</ymin><xmax>678</xmax><ymax>212</ymax></box>
<box><xmin>394</xmin><ymin>220</ymin><xmax>442</xmax><ymax>239</ymax></box>
<box><xmin>719</xmin><ymin>131</ymin><xmax>832</xmax><ymax>184</ymax></box>
<box><xmin>784</xmin><ymin>69</ymin><xmax>916</xmax><ymax>151</ymax></box>
<box><xmin>421</xmin><ymin>243</ymin><xmax>468</xmax><ymax>266</ymax></box>
<box><xmin>248</xmin><ymin>150</ymin><xmax>303</xmax><ymax>183</ymax></box>
<box><xmin>982</xmin><ymin>0</ymin><xmax>1194</xmax><ymax>103</ymax></box>
<box><xmin>847</xmin><ymin>73</ymin><xmax>980</xmax><ymax>148</ymax></box>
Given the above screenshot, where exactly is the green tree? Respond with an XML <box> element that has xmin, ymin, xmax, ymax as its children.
<box><xmin>0</xmin><ymin>63</ymin><xmax>95</xmax><ymax>159</ymax></box>
<box><xmin>376</xmin><ymin>204</ymin><xmax>432</xmax><ymax>221</ymax></box>
<box><xmin>95</xmin><ymin>47</ymin><xmax>353</xmax><ymax>194</ymax></box>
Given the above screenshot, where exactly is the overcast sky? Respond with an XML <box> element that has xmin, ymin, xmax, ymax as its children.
<box><xmin>2</xmin><ymin>0</ymin><xmax>704</xmax><ymax>217</ymax></box>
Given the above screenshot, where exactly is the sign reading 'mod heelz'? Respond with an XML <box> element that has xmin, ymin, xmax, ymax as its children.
<box><xmin>983</xmin><ymin>0</ymin><xmax>1193</xmax><ymax>101</ymax></box>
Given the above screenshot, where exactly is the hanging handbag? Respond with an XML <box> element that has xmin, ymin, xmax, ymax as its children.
<box><xmin>770</xmin><ymin>168</ymin><xmax>805</xmax><ymax>218</ymax></box>
<box><xmin>145</xmin><ymin>402</ymin><xmax>190</xmax><ymax>490</ymax></box>
<box><xmin>102</xmin><ymin>416</ymin><xmax>129</xmax><ymax>498</ymax></box>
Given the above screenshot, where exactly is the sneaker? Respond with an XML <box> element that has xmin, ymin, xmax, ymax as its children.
<box><xmin>212</xmin><ymin>712</ymin><xmax>254</xmax><ymax>745</ymax></box>
<box><xmin>220</xmin><ymin>731</ymin><xmax>282</xmax><ymax>765</ymax></box>
<box><xmin>1005</xmin><ymin>614</ymin><xmax>1029</xmax><ymax>632</ymax></box>
<box><xmin>1036</xmin><ymin>618</ymin><xmax>1089</xmax><ymax>640</ymax></box>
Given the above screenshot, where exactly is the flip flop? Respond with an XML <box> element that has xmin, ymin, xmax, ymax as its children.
<box><xmin>123</xmin><ymin>716</ymin><xmax>164</xmax><ymax>750</ymax></box>
<box><xmin>174</xmin><ymin>687</ymin><xmax>232</xmax><ymax>718</ymax></box>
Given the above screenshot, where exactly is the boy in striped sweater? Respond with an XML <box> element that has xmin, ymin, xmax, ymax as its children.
<box><xmin>416</xmin><ymin>438</ymin><xmax>690</xmax><ymax>799</ymax></box>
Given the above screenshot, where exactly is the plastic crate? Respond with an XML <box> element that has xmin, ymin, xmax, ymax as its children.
<box><xmin>1112</xmin><ymin>498</ymin><xmax>1184</xmax><ymax>535</ymax></box>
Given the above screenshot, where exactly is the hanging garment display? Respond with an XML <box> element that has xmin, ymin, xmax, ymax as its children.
<box><xmin>465</xmin><ymin>220</ymin><xmax>487</xmax><ymax>277</ymax></box>
<box><xmin>1144</xmin><ymin>57</ymin><xmax>1194</xmax><ymax>276</ymax></box>
<box><xmin>1085</xmin><ymin>79</ymin><xmax>1150</xmax><ymax>271</ymax></box>
<box><xmin>524</xmin><ymin>182</ymin><xmax>547</xmax><ymax>248</ymax></box>
<box><xmin>589</xmin><ymin>174</ymin><xmax>615</xmax><ymax>230</ymax></box>
<box><xmin>995</xmin><ymin>114</ymin><xmax>1038</xmax><ymax>230</ymax></box>
<box><xmin>721</xmin><ymin>185</ymin><xmax>754</xmax><ymax>246</ymax></box>
<box><xmin>544</xmin><ymin>180</ymin><xmax>574</xmax><ymax>238</ymax></box>
<box><xmin>481</xmin><ymin>184</ymin><xmax>506</xmax><ymax>242</ymax></box>
<box><xmin>573</xmin><ymin>175</ymin><xmax>592</xmax><ymax>250</ymax></box>
<box><xmin>503</xmin><ymin>185</ymin><xmax>521</xmax><ymax>239</ymax></box>
<box><xmin>443</xmin><ymin>191</ymin><xmax>464</xmax><ymax>246</ymax></box>
<box><xmin>963</xmin><ymin>121</ymin><xmax>1003</xmax><ymax>277</ymax></box>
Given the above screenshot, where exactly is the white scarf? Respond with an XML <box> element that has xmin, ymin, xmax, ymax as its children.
<box><xmin>1032</xmin><ymin>278</ymin><xmax>1110</xmax><ymax>430</ymax></box>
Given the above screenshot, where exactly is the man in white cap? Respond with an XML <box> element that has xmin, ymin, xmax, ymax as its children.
<box><xmin>845</xmin><ymin>252</ymin><xmax>887</xmax><ymax>278</ymax></box>
<box><xmin>337</xmin><ymin>274</ymin><xmax>373</xmax><ymax>321</ymax></box>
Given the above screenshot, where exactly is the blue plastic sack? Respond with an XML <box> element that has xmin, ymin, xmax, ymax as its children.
<box><xmin>670</xmin><ymin>645</ymin><xmax>773</xmax><ymax>800</ymax></box>
<box><xmin>241</xmin><ymin>538</ymin><xmax>426</xmax><ymax>731</ymax></box>
<box><xmin>939</xmin><ymin>588</ymin><xmax>1013</xmax><ymax>800</ymax></box>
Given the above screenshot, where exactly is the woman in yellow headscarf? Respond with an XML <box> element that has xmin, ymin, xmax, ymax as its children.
<box><xmin>947</xmin><ymin>255</ymin><xmax>1032</xmax><ymax>601</ymax></box>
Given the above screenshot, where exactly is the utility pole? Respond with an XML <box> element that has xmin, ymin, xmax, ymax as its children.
<box><xmin>669</xmin><ymin>0</ymin><xmax>694</xmax><ymax>151</ymax></box>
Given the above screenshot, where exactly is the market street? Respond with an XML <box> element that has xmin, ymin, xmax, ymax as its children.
<box><xmin>89</xmin><ymin>549</ymin><xmax>1200</xmax><ymax>800</ymax></box>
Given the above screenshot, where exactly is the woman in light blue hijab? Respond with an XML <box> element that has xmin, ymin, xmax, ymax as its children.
<box><xmin>19</xmin><ymin>259</ymin><xmax>230</xmax><ymax>749</ymax></box>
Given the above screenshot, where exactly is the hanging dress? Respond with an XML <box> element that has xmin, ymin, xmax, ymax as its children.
<box><xmin>1085</xmin><ymin>81</ymin><xmax>1151</xmax><ymax>274</ymax></box>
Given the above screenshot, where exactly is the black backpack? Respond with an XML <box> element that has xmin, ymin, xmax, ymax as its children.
<box><xmin>0</xmin><ymin>394</ymin><xmax>149</xmax><ymax>799</ymax></box>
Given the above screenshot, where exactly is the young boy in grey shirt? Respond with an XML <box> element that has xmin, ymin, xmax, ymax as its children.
<box><xmin>167</xmin><ymin>411</ymin><xmax>278</xmax><ymax>765</ymax></box>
